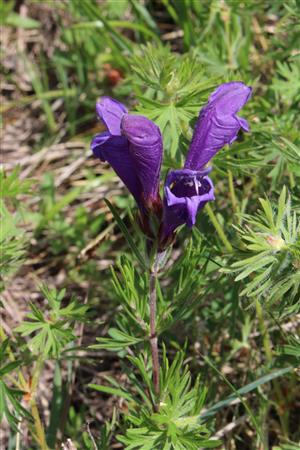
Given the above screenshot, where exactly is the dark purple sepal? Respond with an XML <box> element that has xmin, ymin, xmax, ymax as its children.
<box><xmin>184</xmin><ymin>81</ymin><xmax>252</xmax><ymax>170</ymax></box>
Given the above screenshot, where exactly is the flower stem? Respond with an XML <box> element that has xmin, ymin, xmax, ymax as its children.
<box><xmin>149</xmin><ymin>265</ymin><xmax>160</xmax><ymax>410</ymax></box>
<box><xmin>205</xmin><ymin>203</ymin><xmax>233</xmax><ymax>252</ymax></box>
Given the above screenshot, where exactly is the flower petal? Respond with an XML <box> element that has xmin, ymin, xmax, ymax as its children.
<box><xmin>91</xmin><ymin>132</ymin><xmax>143</xmax><ymax>206</ymax></box>
<box><xmin>184</xmin><ymin>81</ymin><xmax>252</xmax><ymax>170</ymax></box>
<box><xmin>96</xmin><ymin>97</ymin><xmax>127</xmax><ymax>136</ymax></box>
<box><xmin>91</xmin><ymin>131</ymin><xmax>111</xmax><ymax>161</ymax></box>
<box><xmin>161</xmin><ymin>169</ymin><xmax>215</xmax><ymax>240</ymax></box>
<box><xmin>121</xmin><ymin>114</ymin><xmax>163</xmax><ymax>202</ymax></box>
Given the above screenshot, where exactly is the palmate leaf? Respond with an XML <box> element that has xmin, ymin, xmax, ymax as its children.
<box><xmin>253</xmin><ymin>114</ymin><xmax>300</xmax><ymax>186</ymax></box>
<box><xmin>0</xmin><ymin>201</ymin><xmax>28</xmax><ymax>285</ymax></box>
<box><xmin>118</xmin><ymin>428</ymin><xmax>221</xmax><ymax>450</ymax></box>
<box><xmin>116</xmin><ymin>348</ymin><xmax>221</xmax><ymax>449</ymax></box>
<box><xmin>129</xmin><ymin>44</ymin><xmax>217</xmax><ymax>159</ymax></box>
<box><xmin>131</xmin><ymin>44</ymin><xmax>215</xmax><ymax>103</ymax></box>
<box><xmin>0</xmin><ymin>381</ymin><xmax>32</xmax><ymax>433</ymax></box>
<box><xmin>0</xmin><ymin>340</ymin><xmax>29</xmax><ymax>432</ymax></box>
<box><xmin>141</xmin><ymin>103</ymin><xmax>195</xmax><ymax>159</ymax></box>
<box><xmin>14</xmin><ymin>286</ymin><xmax>84</xmax><ymax>357</ymax></box>
<box><xmin>0</xmin><ymin>167</ymin><xmax>34</xmax><ymax>198</ymax></box>
<box><xmin>16</xmin><ymin>319</ymin><xmax>75</xmax><ymax>357</ymax></box>
<box><xmin>225</xmin><ymin>186</ymin><xmax>300</xmax><ymax>303</ymax></box>
<box><xmin>279</xmin><ymin>343</ymin><xmax>300</xmax><ymax>359</ymax></box>
<box><xmin>271</xmin><ymin>60</ymin><xmax>300</xmax><ymax>105</ymax></box>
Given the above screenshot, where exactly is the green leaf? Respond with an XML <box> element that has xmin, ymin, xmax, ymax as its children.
<box><xmin>203</xmin><ymin>356</ymin><xmax>263</xmax><ymax>440</ymax></box>
<box><xmin>0</xmin><ymin>381</ymin><xmax>31</xmax><ymax>432</ymax></box>
<box><xmin>234</xmin><ymin>256</ymin><xmax>276</xmax><ymax>281</ymax></box>
<box><xmin>201</xmin><ymin>366</ymin><xmax>294</xmax><ymax>419</ymax></box>
<box><xmin>104</xmin><ymin>198</ymin><xmax>147</xmax><ymax>269</ymax></box>
<box><xmin>38</xmin><ymin>187</ymin><xmax>82</xmax><ymax>228</ymax></box>
<box><xmin>0</xmin><ymin>361</ymin><xmax>21</xmax><ymax>377</ymax></box>
<box><xmin>88</xmin><ymin>384</ymin><xmax>134</xmax><ymax>402</ymax></box>
<box><xmin>0</xmin><ymin>167</ymin><xmax>34</xmax><ymax>198</ymax></box>
<box><xmin>5</xmin><ymin>12</ymin><xmax>41</xmax><ymax>29</ymax></box>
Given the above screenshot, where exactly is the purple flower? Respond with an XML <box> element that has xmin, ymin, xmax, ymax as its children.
<box><xmin>161</xmin><ymin>81</ymin><xmax>252</xmax><ymax>243</ymax></box>
<box><xmin>91</xmin><ymin>97</ymin><xmax>163</xmax><ymax>211</ymax></box>
<box><xmin>161</xmin><ymin>168</ymin><xmax>215</xmax><ymax>240</ymax></box>
<box><xmin>90</xmin><ymin>83</ymin><xmax>251</xmax><ymax>247</ymax></box>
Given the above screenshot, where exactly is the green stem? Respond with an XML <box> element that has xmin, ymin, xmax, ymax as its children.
<box><xmin>0</xmin><ymin>326</ymin><xmax>48</xmax><ymax>448</ymax></box>
<box><xmin>31</xmin><ymin>401</ymin><xmax>48</xmax><ymax>450</ymax></box>
<box><xmin>30</xmin><ymin>355</ymin><xmax>49</xmax><ymax>450</ymax></box>
<box><xmin>205</xmin><ymin>204</ymin><xmax>233</xmax><ymax>252</ymax></box>
<box><xmin>228</xmin><ymin>169</ymin><xmax>238</xmax><ymax>214</ymax></box>
<box><xmin>224</xmin><ymin>10</ymin><xmax>234</xmax><ymax>69</ymax></box>
<box><xmin>255</xmin><ymin>300</ymin><xmax>289</xmax><ymax>438</ymax></box>
<box><xmin>15</xmin><ymin>416</ymin><xmax>22</xmax><ymax>450</ymax></box>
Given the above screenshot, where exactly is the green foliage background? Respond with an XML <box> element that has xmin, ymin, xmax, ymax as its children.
<box><xmin>1</xmin><ymin>0</ymin><xmax>299</xmax><ymax>449</ymax></box>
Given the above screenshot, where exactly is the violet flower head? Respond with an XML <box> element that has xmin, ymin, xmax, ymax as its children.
<box><xmin>161</xmin><ymin>81</ymin><xmax>252</xmax><ymax>243</ymax></box>
<box><xmin>91</xmin><ymin>97</ymin><xmax>163</xmax><ymax>210</ymax></box>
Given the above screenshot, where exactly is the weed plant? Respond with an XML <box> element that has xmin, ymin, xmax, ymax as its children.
<box><xmin>1</xmin><ymin>1</ymin><xmax>299</xmax><ymax>449</ymax></box>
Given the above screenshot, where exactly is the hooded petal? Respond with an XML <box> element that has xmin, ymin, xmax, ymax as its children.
<box><xmin>161</xmin><ymin>169</ymin><xmax>215</xmax><ymax>240</ymax></box>
<box><xmin>96</xmin><ymin>97</ymin><xmax>127</xmax><ymax>136</ymax></box>
<box><xmin>91</xmin><ymin>131</ymin><xmax>111</xmax><ymax>161</ymax></box>
<box><xmin>91</xmin><ymin>132</ymin><xmax>143</xmax><ymax>207</ymax></box>
<box><xmin>184</xmin><ymin>81</ymin><xmax>252</xmax><ymax>170</ymax></box>
<box><xmin>121</xmin><ymin>114</ymin><xmax>163</xmax><ymax>202</ymax></box>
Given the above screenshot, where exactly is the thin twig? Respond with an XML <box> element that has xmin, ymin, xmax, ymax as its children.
<box><xmin>15</xmin><ymin>417</ymin><xmax>22</xmax><ymax>450</ymax></box>
<box><xmin>86</xmin><ymin>421</ymin><xmax>98</xmax><ymax>450</ymax></box>
<box><xmin>214</xmin><ymin>415</ymin><xmax>247</xmax><ymax>438</ymax></box>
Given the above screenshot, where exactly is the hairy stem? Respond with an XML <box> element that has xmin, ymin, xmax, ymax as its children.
<box><xmin>31</xmin><ymin>401</ymin><xmax>48</xmax><ymax>450</ymax></box>
<box><xmin>149</xmin><ymin>268</ymin><xmax>160</xmax><ymax>410</ymax></box>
